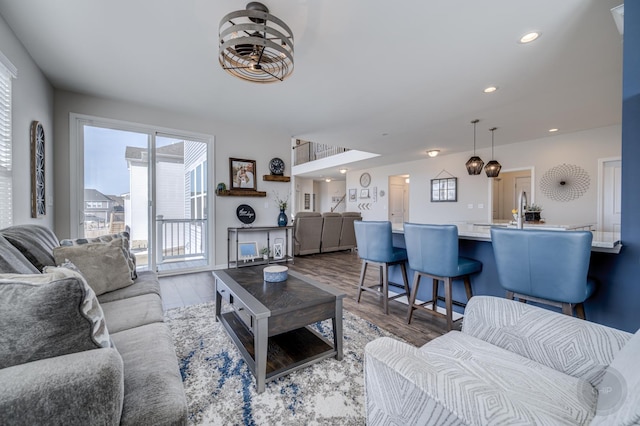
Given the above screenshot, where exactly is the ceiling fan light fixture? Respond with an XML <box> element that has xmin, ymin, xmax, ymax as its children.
<box><xmin>219</xmin><ymin>2</ymin><xmax>294</xmax><ymax>83</ymax></box>
<box><xmin>465</xmin><ymin>119</ymin><xmax>484</xmax><ymax>175</ymax></box>
<box><xmin>484</xmin><ymin>127</ymin><xmax>502</xmax><ymax>178</ymax></box>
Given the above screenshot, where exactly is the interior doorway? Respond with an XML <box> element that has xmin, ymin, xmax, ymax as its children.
<box><xmin>389</xmin><ymin>175</ymin><xmax>409</xmax><ymax>225</ymax></box>
<box><xmin>598</xmin><ymin>158</ymin><xmax>621</xmax><ymax>232</ymax></box>
<box><xmin>490</xmin><ymin>169</ymin><xmax>533</xmax><ymax>221</ymax></box>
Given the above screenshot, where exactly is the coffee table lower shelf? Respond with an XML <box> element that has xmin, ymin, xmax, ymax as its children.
<box><xmin>219</xmin><ymin>311</ymin><xmax>336</xmax><ymax>383</ymax></box>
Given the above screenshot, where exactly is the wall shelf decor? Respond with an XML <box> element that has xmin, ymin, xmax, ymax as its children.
<box><xmin>217</xmin><ymin>189</ymin><xmax>267</xmax><ymax>197</ymax></box>
<box><xmin>30</xmin><ymin>121</ymin><xmax>46</xmax><ymax>218</ymax></box>
<box><xmin>262</xmin><ymin>175</ymin><xmax>290</xmax><ymax>182</ymax></box>
<box><xmin>431</xmin><ymin>170</ymin><xmax>458</xmax><ymax>202</ymax></box>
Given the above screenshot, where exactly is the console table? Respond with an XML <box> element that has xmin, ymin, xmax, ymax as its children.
<box><xmin>227</xmin><ymin>225</ymin><xmax>293</xmax><ymax>269</ymax></box>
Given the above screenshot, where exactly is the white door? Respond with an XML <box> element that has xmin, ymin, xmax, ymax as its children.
<box><xmin>389</xmin><ymin>182</ymin><xmax>405</xmax><ymax>225</ymax></box>
<box><xmin>602</xmin><ymin>160</ymin><xmax>622</xmax><ymax>232</ymax></box>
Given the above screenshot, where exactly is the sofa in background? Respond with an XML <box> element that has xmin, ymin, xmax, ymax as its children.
<box><xmin>293</xmin><ymin>211</ymin><xmax>361</xmax><ymax>255</ymax></box>
<box><xmin>365</xmin><ymin>296</ymin><xmax>639</xmax><ymax>425</ymax></box>
<box><xmin>0</xmin><ymin>224</ymin><xmax>187</xmax><ymax>426</ymax></box>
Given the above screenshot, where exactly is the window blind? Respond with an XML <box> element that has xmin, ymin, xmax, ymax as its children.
<box><xmin>0</xmin><ymin>53</ymin><xmax>16</xmax><ymax>229</ymax></box>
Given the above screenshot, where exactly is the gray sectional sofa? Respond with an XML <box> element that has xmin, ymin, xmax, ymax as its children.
<box><xmin>0</xmin><ymin>224</ymin><xmax>187</xmax><ymax>425</ymax></box>
<box><xmin>293</xmin><ymin>211</ymin><xmax>361</xmax><ymax>255</ymax></box>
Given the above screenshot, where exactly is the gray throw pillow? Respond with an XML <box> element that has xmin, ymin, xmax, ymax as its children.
<box><xmin>59</xmin><ymin>231</ymin><xmax>137</xmax><ymax>279</ymax></box>
<box><xmin>53</xmin><ymin>239</ymin><xmax>134</xmax><ymax>296</ymax></box>
<box><xmin>0</xmin><ymin>234</ymin><xmax>40</xmax><ymax>274</ymax></box>
<box><xmin>0</xmin><ymin>267</ymin><xmax>112</xmax><ymax>369</ymax></box>
<box><xmin>0</xmin><ymin>224</ymin><xmax>59</xmax><ymax>271</ymax></box>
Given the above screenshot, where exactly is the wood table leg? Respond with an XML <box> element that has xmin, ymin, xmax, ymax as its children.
<box><xmin>333</xmin><ymin>298</ymin><xmax>344</xmax><ymax>360</ymax></box>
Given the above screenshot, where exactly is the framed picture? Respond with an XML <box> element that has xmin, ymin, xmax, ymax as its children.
<box><xmin>349</xmin><ymin>188</ymin><xmax>357</xmax><ymax>202</ymax></box>
<box><xmin>431</xmin><ymin>177</ymin><xmax>457</xmax><ymax>202</ymax></box>
<box><xmin>360</xmin><ymin>189</ymin><xmax>370</xmax><ymax>198</ymax></box>
<box><xmin>229</xmin><ymin>158</ymin><xmax>257</xmax><ymax>190</ymax></box>
<box><xmin>304</xmin><ymin>193</ymin><xmax>310</xmax><ymax>209</ymax></box>
<box><xmin>238</xmin><ymin>241</ymin><xmax>259</xmax><ymax>260</ymax></box>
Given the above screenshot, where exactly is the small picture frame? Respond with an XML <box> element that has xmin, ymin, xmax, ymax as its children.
<box><xmin>348</xmin><ymin>188</ymin><xmax>357</xmax><ymax>202</ymax></box>
<box><xmin>431</xmin><ymin>177</ymin><xmax>457</xmax><ymax>202</ymax></box>
<box><xmin>229</xmin><ymin>158</ymin><xmax>257</xmax><ymax>190</ymax></box>
<box><xmin>360</xmin><ymin>189</ymin><xmax>370</xmax><ymax>199</ymax></box>
<box><xmin>238</xmin><ymin>241</ymin><xmax>259</xmax><ymax>261</ymax></box>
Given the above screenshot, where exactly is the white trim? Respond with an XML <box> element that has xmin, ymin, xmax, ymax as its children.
<box><xmin>486</xmin><ymin>166</ymin><xmax>535</xmax><ymax>223</ymax></box>
<box><xmin>0</xmin><ymin>50</ymin><xmax>17</xmax><ymax>78</ymax></box>
<box><xmin>597</xmin><ymin>156</ymin><xmax>621</xmax><ymax>231</ymax></box>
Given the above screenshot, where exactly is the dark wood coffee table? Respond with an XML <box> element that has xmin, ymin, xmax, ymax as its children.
<box><xmin>213</xmin><ymin>267</ymin><xmax>345</xmax><ymax>393</ymax></box>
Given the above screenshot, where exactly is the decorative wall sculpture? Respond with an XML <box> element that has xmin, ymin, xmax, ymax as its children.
<box><xmin>30</xmin><ymin>121</ymin><xmax>45</xmax><ymax>218</ymax></box>
<box><xmin>540</xmin><ymin>163</ymin><xmax>590</xmax><ymax>202</ymax></box>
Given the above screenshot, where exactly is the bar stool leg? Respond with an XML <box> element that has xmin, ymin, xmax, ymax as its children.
<box><xmin>407</xmin><ymin>273</ymin><xmax>421</xmax><ymax>324</ymax></box>
<box><xmin>432</xmin><ymin>279</ymin><xmax>439</xmax><ymax>312</ymax></box>
<box><xmin>463</xmin><ymin>276</ymin><xmax>473</xmax><ymax>302</ymax></box>
<box><xmin>357</xmin><ymin>260</ymin><xmax>367</xmax><ymax>303</ymax></box>
<box><xmin>576</xmin><ymin>303</ymin><xmax>586</xmax><ymax>320</ymax></box>
<box><xmin>444</xmin><ymin>277</ymin><xmax>453</xmax><ymax>331</ymax></box>
<box><xmin>400</xmin><ymin>263</ymin><xmax>410</xmax><ymax>297</ymax></box>
<box><xmin>561</xmin><ymin>303</ymin><xmax>573</xmax><ymax>316</ymax></box>
<box><xmin>505</xmin><ymin>291</ymin><xmax>515</xmax><ymax>300</ymax></box>
<box><xmin>382</xmin><ymin>263</ymin><xmax>389</xmax><ymax>315</ymax></box>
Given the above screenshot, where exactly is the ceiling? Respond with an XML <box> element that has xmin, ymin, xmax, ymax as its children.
<box><xmin>0</xmin><ymin>0</ymin><xmax>624</xmax><ymax>181</ymax></box>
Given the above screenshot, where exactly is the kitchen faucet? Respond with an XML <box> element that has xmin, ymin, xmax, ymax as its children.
<box><xmin>517</xmin><ymin>190</ymin><xmax>528</xmax><ymax>229</ymax></box>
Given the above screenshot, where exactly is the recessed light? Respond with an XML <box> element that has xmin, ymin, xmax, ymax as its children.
<box><xmin>339</xmin><ymin>168</ymin><xmax>347</xmax><ymax>174</ymax></box>
<box><xmin>483</xmin><ymin>86</ymin><xmax>498</xmax><ymax>93</ymax></box>
<box><xmin>427</xmin><ymin>150</ymin><xmax>440</xmax><ymax>157</ymax></box>
<box><xmin>549</xmin><ymin>128</ymin><xmax>559</xmax><ymax>133</ymax></box>
<box><xmin>519</xmin><ymin>32</ymin><xmax>540</xmax><ymax>44</ymax></box>
<box><xmin>325</xmin><ymin>178</ymin><xmax>331</xmax><ymax>182</ymax></box>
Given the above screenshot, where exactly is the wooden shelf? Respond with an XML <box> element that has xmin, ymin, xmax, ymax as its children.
<box><xmin>216</xmin><ymin>189</ymin><xmax>267</xmax><ymax>197</ymax></box>
<box><xmin>263</xmin><ymin>175</ymin><xmax>290</xmax><ymax>182</ymax></box>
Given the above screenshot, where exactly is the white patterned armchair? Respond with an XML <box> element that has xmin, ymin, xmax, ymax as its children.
<box><xmin>365</xmin><ymin>296</ymin><xmax>639</xmax><ymax>425</ymax></box>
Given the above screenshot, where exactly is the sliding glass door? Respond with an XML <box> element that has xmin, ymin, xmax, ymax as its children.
<box><xmin>74</xmin><ymin>115</ymin><xmax>212</xmax><ymax>274</ymax></box>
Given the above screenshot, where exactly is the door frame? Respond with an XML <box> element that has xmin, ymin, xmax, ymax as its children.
<box><xmin>69</xmin><ymin>113</ymin><xmax>215</xmax><ymax>272</ymax></box>
<box><xmin>597</xmin><ymin>156</ymin><xmax>622</xmax><ymax>232</ymax></box>
<box><xmin>487</xmin><ymin>167</ymin><xmax>535</xmax><ymax>223</ymax></box>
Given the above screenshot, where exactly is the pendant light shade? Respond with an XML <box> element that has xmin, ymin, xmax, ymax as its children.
<box><xmin>465</xmin><ymin>119</ymin><xmax>484</xmax><ymax>175</ymax></box>
<box><xmin>485</xmin><ymin>127</ymin><xmax>502</xmax><ymax>178</ymax></box>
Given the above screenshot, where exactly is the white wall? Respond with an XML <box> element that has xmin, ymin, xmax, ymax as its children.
<box><xmin>317</xmin><ymin>180</ymin><xmax>347</xmax><ymax>213</ymax></box>
<box><xmin>0</xmin><ymin>14</ymin><xmax>55</xmax><ymax>228</ymax></box>
<box><xmin>347</xmin><ymin>125</ymin><xmax>621</xmax><ymax>226</ymax></box>
<box><xmin>293</xmin><ymin>176</ymin><xmax>315</xmax><ymax>213</ymax></box>
<box><xmin>53</xmin><ymin>90</ymin><xmax>292</xmax><ymax>266</ymax></box>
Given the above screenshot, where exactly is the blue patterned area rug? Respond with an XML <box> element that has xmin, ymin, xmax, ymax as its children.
<box><xmin>165</xmin><ymin>302</ymin><xmax>395</xmax><ymax>425</ymax></box>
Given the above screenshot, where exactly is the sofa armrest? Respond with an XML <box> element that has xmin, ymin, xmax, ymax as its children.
<box><xmin>462</xmin><ymin>296</ymin><xmax>632</xmax><ymax>385</ymax></box>
<box><xmin>0</xmin><ymin>348</ymin><xmax>124</xmax><ymax>426</ymax></box>
<box><xmin>364</xmin><ymin>337</ymin><xmax>464</xmax><ymax>425</ymax></box>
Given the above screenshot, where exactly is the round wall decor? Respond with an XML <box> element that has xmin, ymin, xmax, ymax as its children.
<box><xmin>236</xmin><ymin>204</ymin><xmax>256</xmax><ymax>224</ymax></box>
<box><xmin>359</xmin><ymin>172</ymin><xmax>371</xmax><ymax>188</ymax></box>
<box><xmin>540</xmin><ymin>163</ymin><xmax>590</xmax><ymax>202</ymax></box>
<box><xmin>269</xmin><ymin>157</ymin><xmax>285</xmax><ymax>175</ymax></box>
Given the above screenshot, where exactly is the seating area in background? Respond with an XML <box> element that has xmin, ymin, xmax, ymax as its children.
<box><xmin>491</xmin><ymin>227</ymin><xmax>596</xmax><ymax>319</ymax></box>
<box><xmin>365</xmin><ymin>295</ymin><xmax>639</xmax><ymax>425</ymax></box>
<box><xmin>354</xmin><ymin>221</ymin><xmax>409</xmax><ymax>315</ymax></box>
<box><xmin>293</xmin><ymin>211</ymin><xmax>361</xmax><ymax>256</ymax></box>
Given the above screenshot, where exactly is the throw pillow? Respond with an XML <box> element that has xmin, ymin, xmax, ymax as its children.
<box><xmin>59</xmin><ymin>231</ymin><xmax>137</xmax><ymax>279</ymax></box>
<box><xmin>0</xmin><ymin>234</ymin><xmax>40</xmax><ymax>274</ymax></box>
<box><xmin>53</xmin><ymin>239</ymin><xmax>134</xmax><ymax>296</ymax></box>
<box><xmin>0</xmin><ymin>267</ymin><xmax>112</xmax><ymax>369</ymax></box>
<box><xmin>0</xmin><ymin>224</ymin><xmax>60</xmax><ymax>271</ymax></box>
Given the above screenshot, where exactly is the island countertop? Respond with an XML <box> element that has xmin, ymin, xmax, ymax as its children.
<box><xmin>392</xmin><ymin>222</ymin><xmax>621</xmax><ymax>253</ymax></box>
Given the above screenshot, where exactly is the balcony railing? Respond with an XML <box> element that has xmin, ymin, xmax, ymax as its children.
<box><xmin>156</xmin><ymin>216</ymin><xmax>207</xmax><ymax>264</ymax></box>
<box><xmin>293</xmin><ymin>139</ymin><xmax>350</xmax><ymax>166</ymax></box>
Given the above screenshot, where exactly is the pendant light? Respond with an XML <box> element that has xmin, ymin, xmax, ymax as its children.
<box><xmin>465</xmin><ymin>119</ymin><xmax>484</xmax><ymax>175</ymax></box>
<box><xmin>484</xmin><ymin>127</ymin><xmax>502</xmax><ymax>178</ymax></box>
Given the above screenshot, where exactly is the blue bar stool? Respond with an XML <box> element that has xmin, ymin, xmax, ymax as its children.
<box><xmin>354</xmin><ymin>221</ymin><xmax>410</xmax><ymax>315</ymax></box>
<box><xmin>404</xmin><ymin>223</ymin><xmax>482</xmax><ymax>330</ymax></box>
<box><xmin>490</xmin><ymin>227</ymin><xmax>596</xmax><ymax>319</ymax></box>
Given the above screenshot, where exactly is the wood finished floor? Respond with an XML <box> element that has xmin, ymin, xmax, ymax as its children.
<box><xmin>159</xmin><ymin>250</ymin><xmax>453</xmax><ymax>347</ymax></box>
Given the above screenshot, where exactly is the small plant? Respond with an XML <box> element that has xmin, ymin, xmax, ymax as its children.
<box><xmin>272</xmin><ymin>191</ymin><xmax>289</xmax><ymax>210</ymax></box>
<box><xmin>260</xmin><ymin>247</ymin><xmax>269</xmax><ymax>255</ymax></box>
<box><xmin>525</xmin><ymin>203</ymin><xmax>543</xmax><ymax>212</ymax></box>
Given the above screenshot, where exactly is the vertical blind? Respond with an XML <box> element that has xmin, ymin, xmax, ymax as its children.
<box><xmin>0</xmin><ymin>51</ymin><xmax>17</xmax><ymax>229</ymax></box>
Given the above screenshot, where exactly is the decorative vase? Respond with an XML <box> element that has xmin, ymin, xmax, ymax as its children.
<box><xmin>525</xmin><ymin>211</ymin><xmax>541</xmax><ymax>222</ymax></box>
<box><xmin>277</xmin><ymin>209</ymin><xmax>288</xmax><ymax>227</ymax></box>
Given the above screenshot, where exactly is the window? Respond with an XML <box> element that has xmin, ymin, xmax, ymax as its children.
<box><xmin>0</xmin><ymin>51</ymin><xmax>17</xmax><ymax>229</ymax></box>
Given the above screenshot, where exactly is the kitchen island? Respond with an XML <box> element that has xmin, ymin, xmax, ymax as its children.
<box><xmin>386</xmin><ymin>222</ymin><xmax>622</xmax><ymax>322</ymax></box>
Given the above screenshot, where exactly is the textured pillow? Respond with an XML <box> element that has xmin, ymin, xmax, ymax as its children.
<box><xmin>53</xmin><ymin>239</ymin><xmax>134</xmax><ymax>296</ymax></box>
<box><xmin>0</xmin><ymin>234</ymin><xmax>40</xmax><ymax>274</ymax></box>
<box><xmin>60</xmin><ymin>232</ymin><xmax>137</xmax><ymax>279</ymax></box>
<box><xmin>0</xmin><ymin>267</ymin><xmax>112</xmax><ymax>369</ymax></box>
<box><xmin>0</xmin><ymin>225</ymin><xmax>59</xmax><ymax>271</ymax></box>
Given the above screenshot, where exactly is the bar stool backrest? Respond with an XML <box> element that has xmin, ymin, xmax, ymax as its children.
<box><xmin>403</xmin><ymin>223</ymin><xmax>459</xmax><ymax>277</ymax></box>
<box><xmin>490</xmin><ymin>228</ymin><xmax>593</xmax><ymax>304</ymax></box>
<box><xmin>354</xmin><ymin>221</ymin><xmax>394</xmax><ymax>263</ymax></box>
